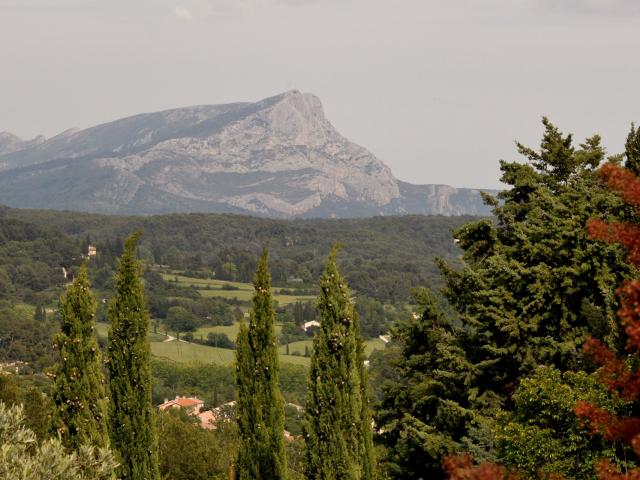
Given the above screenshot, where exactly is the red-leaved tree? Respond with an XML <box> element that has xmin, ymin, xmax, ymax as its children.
<box><xmin>443</xmin><ymin>455</ymin><xmax>520</xmax><ymax>480</ymax></box>
<box><xmin>574</xmin><ymin>162</ymin><xmax>640</xmax><ymax>479</ymax></box>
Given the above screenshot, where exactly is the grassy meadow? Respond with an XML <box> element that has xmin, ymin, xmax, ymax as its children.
<box><xmin>91</xmin><ymin>271</ymin><xmax>386</xmax><ymax>368</ymax></box>
<box><xmin>160</xmin><ymin>272</ymin><xmax>316</xmax><ymax>306</ymax></box>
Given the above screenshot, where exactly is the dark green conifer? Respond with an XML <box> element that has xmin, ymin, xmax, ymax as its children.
<box><xmin>235</xmin><ymin>247</ymin><xmax>287</xmax><ymax>480</ymax></box>
<box><xmin>34</xmin><ymin>304</ymin><xmax>46</xmax><ymax>322</ymax></box>
<box><xmin>355</xmin><ymin>312</ymin><xmax>376</xmax><ymax>480</ymax></box>
<box><xmin>51</xmin><ymin>264</ymin><xmax>109</xmax><ymax>450</ymax></box>
<box><xmin>626</xmin><ymin>123</ymin><xmax>640</xmax><ymax>175</ymax></box>
<box><xmin>376</xmin><ymin>289</ymin><xmax>473</xmax><ymax>479</ymax></box>
<box><xmin>430</xmin><ymin>118</ymin><xmax>632</xmax><ymax>466</ymax></box>
<box><xmin>304</xmin><ymin>247</ymin><xmax>375</xmax><ymax>480</ymax></box>
<box><xmin>107</xmin><ymin>233</ymin><xmax>160</xmax><ymax>480</ymax></box>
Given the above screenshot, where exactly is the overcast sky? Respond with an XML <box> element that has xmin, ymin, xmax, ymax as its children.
<box><xmin>1</xmin><ymin>0</ymin><xmax>639</xmax><ymax>189</ymax></box>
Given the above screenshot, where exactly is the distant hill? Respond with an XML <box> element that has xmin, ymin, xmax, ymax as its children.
<box><xmin>0</xmin><ymin>91</ymin><xmax>495</xmax><ymax>218</ymax></box>
<box><xmin>0</xmin><ymin>206</ymin><xmax>480</xmax><ymax>302</ymax></box>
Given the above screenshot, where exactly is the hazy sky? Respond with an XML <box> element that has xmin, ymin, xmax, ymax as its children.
<box><xmin>1</xmin><ymin>0</ymin><xmax>639</xmax><ymax>189</ymax></box>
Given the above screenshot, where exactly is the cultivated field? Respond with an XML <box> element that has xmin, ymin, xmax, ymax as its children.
<box><xmin>160</xmin><ymin>272</ymin><xmax>316</xmax><ymax>306</ymax></box>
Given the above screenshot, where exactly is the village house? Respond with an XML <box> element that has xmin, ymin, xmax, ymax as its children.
<box><xmin>0</xmin><ymin>361</ymin><xmax>28</xmax><ymax>375</ymax></box>
<box><xmin>158</xmin><ymin>396</ymin><xmax>235</xmax><ymax>430</ymax></box>
<box><xmin>158</xmin><ymin>395</ymin><xmax>204</xmax><ymax>414</ymax></box>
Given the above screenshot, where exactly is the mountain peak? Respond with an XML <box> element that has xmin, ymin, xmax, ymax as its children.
<box><xmin>0</xmin><ymin>132</ymin><xmax>25</xmax><ymax>156</ymax></box>
<box><xmin>0</xmin><ymin>131</ymin><xmax>21</xmax><ymax>140</ymax></box>
<box><xmin>0</xmin><ymin>92</ymin><xmax>494</xmax><ymax>218</ymax></box>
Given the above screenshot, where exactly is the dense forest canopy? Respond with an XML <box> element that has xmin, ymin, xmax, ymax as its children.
<box><xmin>0</xmin><ymin>207</ymin><xmax>475</xmax><ymax>303</ymax></box>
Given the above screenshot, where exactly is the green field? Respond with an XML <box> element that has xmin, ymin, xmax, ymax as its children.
<box><xmin>96</xmin><ymin>321</ymin><xmax>171</xmax><ymax>344</ymax></box>
<box><xmin>192</xmin><ymin>322</ymin><xmax>283</xmax><ymax>340</ymax></box>
<box><xmin>151</xmin><ymin>340</ymin><xmax>236</xmax><ymax>364</ymax></box>
<box><xmin>95</xmin><ymin>321</ymin><xmax>310</xmax><ymax>366</ymax></box>
<box><xmin>95</xmin><ymin>322</ymin><xmax>109</xmax><ymax>338</ymax></box>
<box><xmin>279</xmin><ymin>338</ymin><xmax>386</xmax><ymax>357</ymax></box>
<box><xmin>95</xmin><ymin>319</ymin><xmax>384</xmax><ymax>367</ymax></box>
<box><xmin>152</xmin><ymin>339</ymin><xmax>310</xmax><ymax>366</ymax></box>
<box><xmin>160</xmin><ymin>272</ymin><xmax>315</xmax><ymax>306</ymax></box>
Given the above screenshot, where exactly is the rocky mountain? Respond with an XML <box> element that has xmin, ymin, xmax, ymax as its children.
<box><xmin>0</xmin><ymin>91</ymin><xmax>494</xmax><ymax>218</ymax></box>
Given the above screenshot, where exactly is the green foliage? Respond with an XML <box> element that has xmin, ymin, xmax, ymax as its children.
<box><xmin>439</xmin><ymin>118</ymin><xmax>630</xmax><ymax>399</ymax></box>
<box><xmin>304</xmin><ymin>247</ymin><xmax>375</xmax><ymax>479</ymax></box>
<box><xmin>165</xmin><ymin>305</ymin><xmax>199</xmax><ymax>332</ymax></box>
<box><xmin>157</xmin><ymin>409</ymin><xmax>234</xmax><ymax>480</ymax></box>
<box><xmin>0</xmin><ymin>375</ymin><xmax>53</xmax><ymax>442</ymax></box>
<box><xmin>2</xmin><ymin>207</ymin><xmax>474</xmax><ymax>303</ymax></box>
<box><xmin>0</xmin><ymin>301</ymin><xmax>58</xmax><ymax>371</ymax></box>
<box><xmin>187</xmin><ymin>332</ymin><xmax>236</xmax><ymax>349</ymax></box>
<box><xmin>371</xmin><ymin>120</ymin><xmax>635</xmax><ymax>478</ymax></box>
<box><xmin>151</xmin><ymin>360</ymin><xmax>237</xmax><ymax>408</ymax></box>
<box><xmin>33</xmin><ymin>304</ymin><xmax>46</xmax><ymax>322</ymax></box>
<box><xmin>21</xmin><ymin>387</ymin><xmax>53</xmax><ymax>442</ymax></box>
<box><xmin>235</xmin><ymin>248</ymin><xmax>287</xmax><ymax>479</ymax></box>
<box><xmin>280</xmin><ymin>320</ymin><xmax>309</xmax><ymax>343</ymax></box>
<box><xmin>0</xmin><ymin>211</ymin><xmax>77</xmax><ymax>304</ymax></box>
<box><xmin>106</xmin><ymin>233</ymin><xmax>160</xmax><ymax>480</ymax></box>
<box><xmin>625</xmin><ymin>122</ymin><xmax>640</xmax><ymax>175</ymax></box>
<box><xmin>51</xmin><ymin>264</ymin><xmax>109</xmax><ymax>450</ymax></box>
<box><xmin>0</xmin><ymin>402</ymin><xmax>117</xmax><ymax>480</ymax></box>
<box><xmin>355</xmin><ymin>296</ymin><xmax>403</xmax><ymax>339</ymax></box>
<box><xmin>0</xmin><ymin>374</ymin><xmax>21</xmax><ymax>405</ymax></box>
<box><xmin>496</xmin><ymin>366</ymin><xmax>630</xmax><ymax>479</ymax></box>
<box><xmin>376</xmin><ymin>289</ymin><xmax>474</xmax><ymax>480</ymax></box>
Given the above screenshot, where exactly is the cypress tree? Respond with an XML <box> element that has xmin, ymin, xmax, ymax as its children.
<box><xmin>355</xmin><ymin>311</ymin><xmax>376</xmax><ymax>480</ymax></box>
<box><xmin>51</xmin><ymin>263</ymin><xmax>109</xmax><ymax>450</ymax></box>
<box><xmin>34</xmin><ymin>304</ymin><xmax>46</xmax><ymax>322</ymax></box>
<box><xmin>304</xmin><ymin>247</ymin><xmax>375</xmax><ymax>480</ymax></box>
<box><xmin>107</xmin><ymin>233</ymin><xmax>160</xmax><ymax>480</ymax></box>
<box><xmin>235</xmin><ymin>247</ymin><xmax>287</xmax><ymax>480</ymax></box>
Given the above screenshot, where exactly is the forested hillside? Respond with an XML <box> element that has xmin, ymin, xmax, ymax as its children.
<box><xmin>0</xmin><ymin>207</ymin><xmax>474</xmax><ymax>303</ymax></box>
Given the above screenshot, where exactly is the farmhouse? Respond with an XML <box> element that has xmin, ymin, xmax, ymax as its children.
<box><xmin>158</xmin><ymin>396</ymin><xmax>235</xmax><ymax>430</ymax></box>
<box><xmin>159</xmin><ymin>395</ymin><xmax>204</xmax><ymax>414</ymax></box>
<box><xmin>303</xmin><ymin>320</ymin><xmax>320</xmax><ymax>332</ymax></box>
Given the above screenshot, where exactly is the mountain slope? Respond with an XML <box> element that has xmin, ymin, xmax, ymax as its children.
<box><xmin>0</xmin><ymin>91</ymin><xmax>494</xmax><ymax>217</ymax></box>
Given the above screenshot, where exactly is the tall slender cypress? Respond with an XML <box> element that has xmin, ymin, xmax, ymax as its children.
<box><xmin>107</xmin><ymin>233</ymin><xmax>160</xmax><ymax>480</ymax></box>
<box><xmin>355</xmin><ymin>311</ymin><xmax>376</xmax><ymax>480</ymax></box>
<box><xmin>304</xmin><ymin>247</ymin><xmax>375</xmax><ymax>480</ymax></box>
<box><xmin>51</xmin><ymin>263</ymin><xmax>109</xmax><ymax>450</ymax></box>
<box><xmin>235</xmin><ymin>247</ymin><xmax>287</xmax><ymax>480</ymax></box>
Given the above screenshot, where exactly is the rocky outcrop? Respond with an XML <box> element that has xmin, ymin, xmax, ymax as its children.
<box><xmin>0</xmin><ymin>91</ymin><xmax>494</xmax><ymax>217</ymax></box>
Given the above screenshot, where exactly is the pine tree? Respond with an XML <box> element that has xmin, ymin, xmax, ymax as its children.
<box><xmin>304</xmin><ymin>247</ymin><xmax>375</xmax><ymax>480</ymax></box>
<box><xmin>51</xmin><ymin>264</ymin><xmax>109</xmax><ymax>450</ymax></box>
<box><xmin>438</xmin><ymin>118</ymin><xmax>630</xmax><ymax>400</ymax></box>
<box><xmin>235</xmin><ymin>247</ymin><xmax>287</xmax><ymax>480</ymax></box>
<box><xmin>107</xmin><ymin>233</ymin><xmax>160</xmax><ymax>480</ymax></box>
<box><xmin>376</xmin><ymin>289</ymin><xmax>474</xmax><ymax>479</ymax></box>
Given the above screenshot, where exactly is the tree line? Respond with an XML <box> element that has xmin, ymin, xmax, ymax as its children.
<box><xmin>0</xmin><ymin>205</ymin><xmax>474</xmax><ymax>303</ymax></box>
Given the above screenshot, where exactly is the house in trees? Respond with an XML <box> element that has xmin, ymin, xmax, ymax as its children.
<box><xmin>158</xmin><ymin>397</ymin><xmax>235</xmax><ymax>431</ymax></box>
<box><xmin>159</xmin><ymin>396</ymin><xmax>204</xmax><ymax>414</ymax></box>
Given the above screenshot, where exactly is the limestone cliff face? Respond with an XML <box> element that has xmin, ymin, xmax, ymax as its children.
<box><xmin>0</xmin><ymin>91</ymin><xmax>493</xmax><ymax>217</ymax></box>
